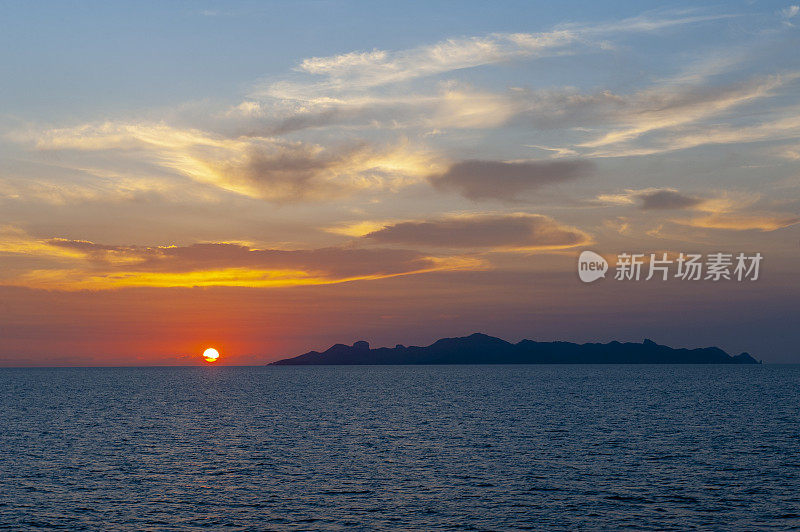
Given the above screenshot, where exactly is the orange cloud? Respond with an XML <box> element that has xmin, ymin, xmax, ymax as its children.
<box><xmin>674</xmin><ymin>213</ymin><xmax>800</xmax><ymax>231</ymax></box>
<box><xmin>2</xmin><ymin>239</ymin><xmax>486</xmax><ymax>291</ymax></box>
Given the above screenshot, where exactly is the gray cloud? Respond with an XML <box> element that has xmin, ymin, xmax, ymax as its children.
<box><xmin>240</xmin><ymin>108</ymin><xmax>344</xmax><ymax>136</ymax></box>
<box><xmin>208</xmin><ymin>143</ymin><xmax>368</xmax><ymax>202</ymax></box>
<box><xmin>428</xmin><ymin>159</ymin><xmax>594</xmax><ymax>201</ymax></box>
<box><xmin>365</xmin><ymin>214</ymin><xmax>589</xmax><ymax>249</ymax></box>
<box><xmin>638</xmin><ymin>190</ymin><xmax>704</xmax><ymax>210</ymax></box>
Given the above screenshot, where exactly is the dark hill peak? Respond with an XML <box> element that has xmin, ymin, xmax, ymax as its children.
<box><xmin>270</xmin><ymin>333</ymin><xmax>760</xmax><ymax>365</ymax></box>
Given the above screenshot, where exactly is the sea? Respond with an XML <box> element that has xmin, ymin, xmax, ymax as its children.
<box><xmin>1</xmin><ymin>365</ymin><xmax>799</xmax><ymax>531</ymax></box>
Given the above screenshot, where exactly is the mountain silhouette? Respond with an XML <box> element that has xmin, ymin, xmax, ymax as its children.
<box><xmin>270</xmin><ymin>333</ymin><xmax>760</xmax><ymax>365</ymax></box>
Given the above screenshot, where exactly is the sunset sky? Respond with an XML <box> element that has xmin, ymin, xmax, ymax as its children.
<box><xmin>1</xmin><ymin>0</ymin><xmax>798</xmax><ymax>364</ymax></box>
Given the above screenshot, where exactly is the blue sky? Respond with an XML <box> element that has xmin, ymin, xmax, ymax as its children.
<box><xmin>2</xmin><ymin>0</ymin><xmax>794</xmax><ymax>117</ymax></box>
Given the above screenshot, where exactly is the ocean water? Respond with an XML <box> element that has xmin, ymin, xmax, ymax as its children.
<box><xmin>1</xmin><ymin>365</ymin><xmax>799</xmax><ymax>531</ymax></box>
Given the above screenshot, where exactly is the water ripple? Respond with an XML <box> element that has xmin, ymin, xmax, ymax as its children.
<box><xmin>1</xmin><ymin>365</ymin><xmax>800</xmax><ymax>530</ymax></box>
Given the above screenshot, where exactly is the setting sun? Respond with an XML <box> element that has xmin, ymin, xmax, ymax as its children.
<box><xmin>202</xmin><ymin>348</ymin><xmax>220</xmax><ymax>363</ymax></box>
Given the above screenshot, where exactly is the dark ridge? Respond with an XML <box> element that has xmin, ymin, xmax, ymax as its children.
<box><xmin>269</xmin><ymin>333</ymin><xmax>760</xmax><ymax>365</ymax></box>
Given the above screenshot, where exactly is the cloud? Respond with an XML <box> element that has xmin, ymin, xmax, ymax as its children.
<box><xmin>782</xmin><ymin>5</ymin><xmax>799</xmax><ymax>20</ymax></box>
<box><xmin>593</xmin><ymin>189</ymin><xmax>800</xmax><ymax>231</ymax></box>
<box><xmin>0</xmin><ymin>226</ymin><xmax>85</xmax><ymax>260</ymax></box>
<box><xmin>511</xmin><ymin>68</ymin><xmax>800</xmax><ymax>159</ymax></box>
<box><xmin>579</xmin><ymin>74</ymin><xmax>799</xmax><ymax>152</ymax></box>
<box><xmin>236</xmin><ymin>12</ymin><xmax>743</xmax><ymax>139</ymax></box>
<box><xmin>178</xmin><ymin>139</ymin><xmax>439</xmax><ymax>202</ymax></box>
<box><xmin>239</xmin><ymin>61</ymin><xmax>798</xmax><ymax>160</ymax></box>
<box><xmin>4</xmin><ymin>239</ymin><xmax>485</xmax><ymax>290</ymax></box>
<box><xmin>196</xmin><ymin>141</ymin><xmax>415</xmax><ymax>202</ymax></box>
<box><xmin>232</xmin><ymin>83</ymin><xmax>522</xmax><ymax>137</ymax></box>
<box><xmin>674</xmin><ymin>213</ymin><xmax>800</xmax><ymax>231</ymax></box>
<box><xmin>638</xmin><ymin>190</ymin><xmax>705</xmax><ymax>210</ymax></box>
<box><xmin>24</xmin><ymin>122</ymin><xmax>231</xmax><ymax>152</ymax></box>
<box><xmin>22</xmin><ymin>122</ymin><xmax>440</xmax><ymax>202</ymax></box>
<box><xmin>7</xmin><ymin>10</ymin><xmax>789</xmax><ymax>215</ymax></box>
<box><xmin>253</xmin><ymin>11</ymin><xmax>733</xmax><ymax>100</ymax></box>
<box><xmin>13</xmin><ymin>12</ymin><xmax>779</xmax><ymax>206</ymax></box>
<box><xmin>261</xmin><ymin>31</ymin><xmax>579</xmax><ymax>98</ymax></box>
<box><xmin>598</xmin><ymin>188</ymin><xmax>706</xmax><ymax>210</ymax></box>
<box><xmin>595</xmin><ymin>188</ymin><xmax>799</xmax><ymax>231</ymax></box>
<box><xmin>775</xmin><ymin>142</ymin><xmax>800</xmax><ymax>160</ymax></box>
<box><xmin>365</xmin><ymin>213</ymin><xmax>590</xmax><ymax>250</ymax></box>
<box><xmin>235</xmin><ymin>46</ymin><xmax>767</xmax><ymax>139</ymax></box>
<box><xmin>652</xmin><ymin>111</ymin><xmax>800</xmax><ymax>154</ymax></box>
<box><xmin>324</xmin><ymin>220</ymin><xmax>393</xmax><ymax>237</ymax></box>
<box><xmin>428</xmin><ymin>159</ymin><xmax>594</xmax><ymax>201</ymax></box>
<box><xmin>47</xmin><ymin>240</ymin><xmax>427</xmax><ymax>275</ymax></box>
<box><xmin>569</xmin><ymin>11</ymin><xmax>737</xmax><ymax>34</ymax></box>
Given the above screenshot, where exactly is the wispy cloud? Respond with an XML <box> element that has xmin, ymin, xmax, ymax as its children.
<box><xmin>586</xmin><ymin>107</ymin><xmax>800</xmax><ymax>157</ymax></box>
<box><xmin>257</xmin><ymin>31</ymin><xmax>579</xmax><ymax>99</ymax></box>
<box><xmin>782</xmin><ymin>5</ymin><xmax>799</xmax><ymax>25</ymax></box>
<box><xmin>579</xmin><ymin>73</ymin><xmax>799</xmax><ymax>153</ymax></box>
<box><xmin>241</xmin><ymin>48</ymin><xmax>797</xmax><ymax>160</ymax></box>
<box><xmin>254</xmin><ymin>11</ymin><xmax>734</xmax><ymax>101</ymax></box>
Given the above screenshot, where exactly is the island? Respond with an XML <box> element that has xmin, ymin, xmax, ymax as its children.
<box><xmin>270</xmin><ymin>333</ymin><xmax>760</xmax><ymax>365</ymax></box>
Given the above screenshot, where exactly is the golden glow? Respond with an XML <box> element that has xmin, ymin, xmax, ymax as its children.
<box><xmin>324</xmin><ymin>220</ymin><xmax>393</xmax><ymax>237</ymax></box>
<box><xmin>0</xmin><ymin>226</ymin><xmax>87</xmax><ymax>260</ymax></box>
<box><xmin>674</xmin><ymin>213</ymin><xmax>800</xmax><ymax>231</ymax></box>
<box><xmin>202</xmin><ymin>348</ymin><xmax>220</xmax><ymax>363</ymax></box>
<box><xmin>27</xmin><ymin>121</ymin><xmax>445</xmax><ymax>202</ymax></box>
<box><xmin>5</xmin><ymin>256</ymin><xmax>485</xmax><ymax>290</ymax></box>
